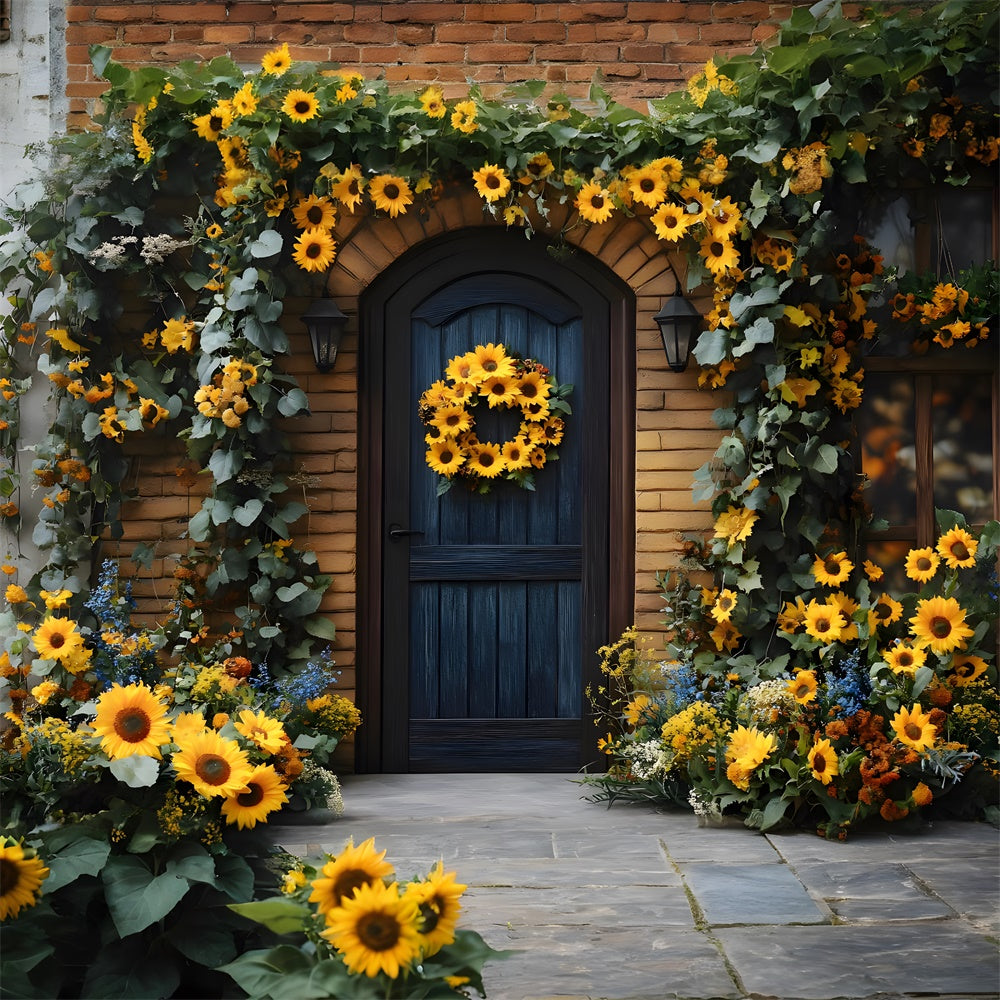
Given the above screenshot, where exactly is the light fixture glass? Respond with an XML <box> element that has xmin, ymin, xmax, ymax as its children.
<box><xmin>654</xmin><ymin>288</ymin><xmax>702</xmax><ymax>373</ymax></box>
<box><xmin>302</xmin><ymin>297</ymin><xmax>348</xmax><ymax>373</ymax></box>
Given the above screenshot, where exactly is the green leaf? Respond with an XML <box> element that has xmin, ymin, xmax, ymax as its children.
<box><xmin>759</xmin><ymin>793</ymin><xmax>791</xmax><ymax>831</ymax></box>
<box><xmin>691</xmin><ymin>328</ymin><xmax>729</xmax><ymax>367</ymax></box>
<box><xmin>165</xmin><ymin>909</ymin><xmax>239</xmax><ymax>968</ymax></box>
<box><xmin>304</xmin><ymin>615</ymin><xmax>337</xmax><ymax>640</ymax></box>
<box><xmin>248</xmin><ymin>229</ymin><xmax>283</xmax><ymax>259</ymax></box>
<box><xmin>731</xmin><ymin>317</ymin><xmax>774</xmax><ymax>357</ymax></box>
<box><xmin>234</xmin><ymin>498</ymin><xmax>264</xmax><ymax>526</ymax></box>
<box><xmin>102</xmin><ymin>855</ymin><xmax>191</xmax><ymax>937</ymax></box>
<box><xmin>214</xmin><ymin>852</ymin><xmax>255</xmax><ymax>901</ymax></box>
<box><xmin>813</xmin><ymin>443</ymin><xmax>840</xmax><ymax>475</ymax></box>
<box><xmin>41</xmin><ymin>834</ymin><xmax>112</xmax><ymax>893</ymax></box>
<box><xmin>108</xmin><ymin>755</ymin><xmax>160</xmax><ymax>788</ymax></box>
<box><xmin>164</xmin><ymin>841</ymin><xmax>216</xmax><ymax>885</ymax></box>
<box><xmin>228</xmin><ymin>899</ymin><xmax>311</xmax><ymax>935</ymax></box>
<box><xmin>82</xmin><ymin>935</ymin><xmax>180</xmax><ymax>1000</ymax></box>
<box><xmin>209</xmin><ymin>448</ymin><xmax>242</xmax><ymax>484</ymax></box>
<box><xmin>188</xmin><ymin>506</ymin><xmax>213</xmax><ymax>542</ymax></box>
<box><xmin>277</xmin><ymin>388</ymin><xmax>310</xmax><ymax>417</ymax></box>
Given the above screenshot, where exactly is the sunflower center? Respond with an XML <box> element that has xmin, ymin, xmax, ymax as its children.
<box><xmin>824</xmin><ymin>559</ymin><xmax>840</xmax><ymax>575</ymax></box>
<box><xmin>48</xmin><ymin>631</ymin><xmax>66</xmax><ymax>649</ymax></box>
<box><xmin>439</xmin><ymin>448</ymin><xmax>454</xmax><ymax>464</ymax></box>
<box><xmin>237</xmin><ymin>782</ymin><xmax>265</xmax><ymax>807</ymax></box>
<box><xmin>209</xmin><ymin>115</ymin><xmax>223</xmax><ymax>132</ymax></box>
<box><xmin>486</xmin><ymin>174</ymin><xmax>500</xmax><ymax>190</ymax></box>
<box><xmin>710</xmin><ymin>241</ymin><xmax>725</xmax><ymax>256</ymax></box>
<box><xmin>306</xmin><ymin>242</ymin><xmax>323</xmax><ymax>259</ymax></box>
<box><xmin>0</xmin><ymin>858</ymin><xmax>19</xmax><ymax>894</ymax></box>
<box><xmin>904</xmin><ymin>722</ymin><xmax>923</xmax><ymax>741</ymax></box>
<box><xmin>333</xmin><ymin>869</ymin><xmax>371</xmax><ymax>903</ymax></box>
<box><xmin>930</xmin><ymin>616</ymin><xmax>952</xmax><ymax>638</ymax></box>
<box><xmin>813</xmin><ymin>754</ymin><xmax>827</xmax><ymax>773</ymax></box>
<box><xmin>115</xmin><ymin>708</ymin><xmax>152</xmax><ymax>743</ymax></box>
<box><xmin>194</xmin><ymin>752</ymin><xmax>232</xmax><ymax>786</ymax></box>
<box><xmin>795</xmin><ymin>683</ymin><xmax>810</xmax><ymax>699</ymax></box>
<box><xmin>481</xmin><ymin>359</ymin><xmax>498</xmax><ymax>373</ymax></box>
<box><xmin>306</xmin><ymin>206</ymin><xmax>324</xmax><ymax>224</ymax></box>
<box><xmin>875</xmin><ymin>602</ymin><xmax>891</xmax><ymax>620</ymax></box>
<box><xmin>445</xmin><ymin>413</ymin><xmax>461</xmax><ymax>426</ymax></box>
<box><xmin>520</xmin><ymin>381</ymin><xmax>538</xmax><ymax>399</ymax></box>
<box><xmin>719</xmin><ymin>596</ymin><xmax>733</xmax><ymax>610</ymax></box>
<box><xmin>815</xmin><ymin>618</ymin><xmax>831</xmax><ymax>633</ymax></box>
<box><xmin>590</xmin><ymin>195</ymin><xmax>605</xmax><ymax>209</ymax></box>
<box><xmin>898</xmin><ymin>652</ymin><xmax>914</xmax><ymax>666</ymax></box>
<box><xmin>916</xmin><ymin>557</ymin><xmax>932</xmax><ymax>571</ymax></box>
<box><xmin>640</xmin><ymin>178</ymin><xmax>655</xmax><ymax>192</ymax></box>
<box><xmin>664</xmin><ymin>214</ymin><xmax>679</xmax><ymax>228</ymax></box>
<box><xmin>478</xmin><ymin>452</ymin><xmax>495</xmax><ymax>468</ymax></box>
<box><xmin>949</xmin><ymin>541</ymin><xmax>970</xmax><ymax>560</ymax></box>
<box><xmin>358</xmin><ymin>913</ymin><xmax>401</xmax><ymax>952</ymax></box>
<box><xmin>489</xmin><ymin>383</ymin><xmax>506</xmax><ymax>397</ymax></box>
<box><xmin>294</xmin><ymin>100</ymin><xmax>311</xmax><ymax>114</ymax></box>
<box><xmin>384</xmin><ymin>183</ymin><xmax>399</xmax><ymax>200</ymax></box>
<box><xmin>419</xmin><ymin>901</ymin><xmax>441</xmax><ymax>933</ymax></box>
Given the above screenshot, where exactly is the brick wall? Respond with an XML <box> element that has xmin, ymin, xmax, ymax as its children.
<box><xmin>64</xmin><ymin>0</ymin><xmax>816</xmax><ymax>127</ymax></box>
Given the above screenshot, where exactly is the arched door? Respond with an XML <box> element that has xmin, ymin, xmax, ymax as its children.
<box><xmin>358</xmin><ymin>229</ymin><xmax>634</xmax><ymax>772</ymax></box>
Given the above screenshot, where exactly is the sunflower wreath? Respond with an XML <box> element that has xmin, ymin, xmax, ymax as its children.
<box><xmin>418</xmin><ymin>342</ymin><xmax>573</xmax><ymax>495</ymax></box>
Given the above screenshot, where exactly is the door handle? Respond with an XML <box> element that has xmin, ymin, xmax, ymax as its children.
<box><xmin>388</xmin><ymin>525</ymin><xmax>424</xmax><ymax>540</ymax></box>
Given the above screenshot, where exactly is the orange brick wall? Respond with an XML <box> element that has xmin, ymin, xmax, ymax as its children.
<box><xmin>63</xmin><ymin>1</ymin><xmax>820</xmax><ymax>127</ymax></box>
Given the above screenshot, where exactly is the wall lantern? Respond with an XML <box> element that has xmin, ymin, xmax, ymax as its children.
<box><xmin>302</xmin><ymin>297</ymin><xmax>348</xmax><ymax>373</ymax></box>
<box><xmin>654</xmin><ymin>287</ymin><xmax>703</xmax><ymax>373</ymax></box>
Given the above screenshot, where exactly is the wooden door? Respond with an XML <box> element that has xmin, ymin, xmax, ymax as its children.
<box><xmin>359</xmin><ymin>230</ymin><xmax>634</xmax><ymax>772</ymax></box>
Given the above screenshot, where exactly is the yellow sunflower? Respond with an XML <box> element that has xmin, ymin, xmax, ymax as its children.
<box><xmin>575</xmin><ymin>182</ymin><xmax>615</xmax><ymax>224</ymax></box>
<box><xmin>712</xmin><ymin>505</ymin><xmax>758</xmax><ymax>548</ymax></box>
<box><xmin>518</xmin><ymin>152</ymin><xmax>555</xmax><ymax>186</ymax></box>
<box><xmin>947</xmin><ymin>653</ymin><xmax>988</xmax><ymax>686</ymax></box>
<box><xmin>192</xmin><ymin>103</ymin><xmax>234</xmax><ymax>142</ymax></box>
<box><xmin>445</xmin><ymin>352</ymin><xmax>479</xmax><ymax>384</ymax></box>
<box><xmin>786</xmin><ymin>669</ymin><xmax>818</xmax><ymax>704</ymax></box>
<box><xmin>650</xmin><ymin>201</ymin><xmax>693</xmax><ymax>242</ymax></box>
<box><xmin>430</xmin><ymin>406</ymin><xmax>473</xmax><ymax>436</ymax></box>
<box><xmin>419</xmin><ymin>86</ymin><xmax>447</xmax><ymax>118</ymax></box>
<box><xmin>891</xmin><ymin>703</ymin><xmax>937</xmax><ymax>752</ymax></box>
<box><xmin>292</xmin><ymin>228</ymin><xmax>337</xmax><ymax>273</ymax></box>
<box><xmin>261</xmin><ymin>42</ymin><xmax>292</xmax><ymax>76</ymax></box>
<box><xmin>501</xmin><ymin>437</ymin><xmax>533</xmax><ymax>471</ymax></box>
<box><xmin>936</xmin><ymin>527</ymin><xmax>978</xmax><ymax>569</ymax></box>
<box><xmin>725</xmin><ymin>725</ymin><xmax>775</xmax><ymax>789</ymax></box>
<box><xmin>281</xmin><ymin>89</ymin><xmax>320</xmax><ymax>122</ymax></box>
<box><xmin>407</xmin><ymin>861</ymin><xmax>467</xmax><ymax>957</ymax></box>
<box><xmin>628</xmin><ymin>165</ymin><xmax>668</xmax><ymax>208</ymax></box>
<box><xmin>909</xmin><ymin>596</ymin><xmax>974</xmax><ymax>654</ymax></box>
<box><xmin>231</xmin><ymin>80</ymin><xmax>258</xmax><ymax>116</ymax></box>
<box><xmin>811</xmin><ymin>551</ymin><xmax>854</xmax><ymax>587</ymax></box>
<box><xmin>521</xmin><ymin>399</ymin><xmax>550</xmax><ymax>423</ymax></box>
<box><xmin>0</xmin><ymin>838</ymin><xmax>49</xmax><ymax>921</ymax></box>
<box><xmin>92</xmin><ymin>682</ymin><xmax>171</xmax><ymax>760</ymax></box>
<box><xmin>699</xmin><ymin>234</ymin><xmax>740</xmax><ymax>276</ymax></box>
<box><xmin>472</xmin><ymin>163</ymin><xmax>511</xmax><ymax>203</ymax></box>
<box><xmin>172</xmin><ymin>728</ymin><xmax>253</xmax><ymax>799</ymax></box>
<box><xmin>320</xmin><ymin>879</ymin><xmax>422</xmax><ymax>979</ymax></box>
<box><xmin>514</xmin><ymin>371</ymin><xmax>551</xmax><ymax>405</ymax></box>
<box><xmin>33</xmin><ymin>616</ymin><xmax>86</xmax><ymax>664</ymax></box>
<box><xmin>471</xmin><ymin>342</ymin><xmax>515</xmax><ymax>380</ymax></box>
<box><xmin>233</xmin><ymin>708</ymin><xmax>288</xmax><ymax>754</ymax></box>
<box><xmin>883</xmin><ymin>642</ymin><xmax>926</xmax><ymax>676</ymax></box>
<box><xmin>369</xmin><ymin>174</ymin><xmax>414</xmax><ymax>218</ymax></box>
<box><xmin>870</xmin><ymin>592</ymin><xmax>904</xmax><ymax>627</ymax></box>
<box><xmin>710</xmin><ymin>589</ymin><xmax>738</xmax><ymax>623</ymax></box>
<box><xmin>292</xmin><ymin>194</ymin><xmax>337</xmax><ymax>231</ymax></box>
<box><xmin>539</xmin><ymin>417</ymin><xmax>565</xmax><ymax>446</ymax></box>
<box><xmin>220</xmin><ymin>764</ymin><xmax>289</xmax><ymax>829</ymax></box>
<box><xmin>481</xmin><ymin>375</ymin><xmax>518</xmax><ymax>409</ymax></box>
<box><xmin>808</xmin><ymin>738</ymin><xmax>839</xmax><ymax>785</ymax></box>
<box><xmin>309</xmin><ymin>837</ymin><xmax>395</xmax><ymax>915</ymax></box>
<box><xmin>467</xmin><ymin>443</ymin><xmax>505</xmax><ymax>479</ymax></box>
<box><xmin>426</xmin><ymin>439</ymin><xmax>466</xmax><ymax>478</ymax></box>
<box><xmin>863</xmin><ymin>559</ymin><xmax>884</xmax><ymax>581</ymax></box>
<box><xmin>802</xmin><ymin>599</ymin><xmax>844</xmax><ymax>643</ymax></box>
<box><xmin>332</xmin><ymin>164</ymin><xmax>366</xmax><ymax>212</ymax></box>
<box><xmin>904</xmin><ymin>546</ymin><xmax>939</xmax><ymax>583</ymax></box>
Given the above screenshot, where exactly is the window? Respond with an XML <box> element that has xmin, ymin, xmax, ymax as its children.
<box><xmin>0</xmin><ymin>2</ymin><xmax>10</xmax><ymax>44</ymax></box>
<box><xmin>858</xmin><ymin>182</ymin><xmax>998</xmax><ymax>586</ymax></box>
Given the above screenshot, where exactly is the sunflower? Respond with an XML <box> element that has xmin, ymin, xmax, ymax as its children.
<box><xmin>786</xmin><ymin>669</ymin><xmax>818</xmax><ymax>704</ymax></box>
<box><xmin>725</xmin><ymin>725</ymin><xmax>775</xmax><ymax>789</ymax></box>
<box><xmin>407</xmin><ymin>861</ymin><xmax>467</xmax><ymax>957</ymax></box>
<box><xmin>309</xmin><ymin>837</ymin><xmax>395</xmax><ymax>915</ymax></box>
<box><xmin>292</xmin><ymin>228</ymin><xmax>337</xmax><ymax>273</ymax></box>
<box><xmin>514</xmin><ymin>371</ymin><xmax>551</xmax><ymax>405</ymax></box>
<box><xmin>292</xmin><ymin>194</ymin><xmax>337</xmax><ymax>231</ymax></box>
<box><xmin>445</xmin><ymin>352</ymin><xmax>478</xmax><ymax>384</ymax></box>
<box><xmin>481</xmin><ymin>375</ymin><xmax>518</xmax><ymax>409</ymax></box>
<box><xmin>936</xmin><ymin>527</ymin><xmax>978</xmax><ymax>569</ymax></box>
<box><xmin>261</xmin><ymin>42</ymin><xmax>292</xmax><ymax>75</ymax></box>
<box><xmin>231</xmin><ymin>80</ymin><xmax>258</xmax><ymax>116</ymax></box>
<box><xmin>947</xmin><ymin>653</ymin><xmax>988</xmax><ymax>686</ymax></box>
<box><xmin>468</xmin><ymin>443</ymin><xmax>505</xmax><ymax>479</ymax></box>
<box><xmin>712</xmin><ymin>505</ymin><xmax>758</xmax><ymax>548</ymax></box>
<box><xmin>471</xmin><ymin>342</ymin><xmax>515</xmax><ymax>380</ymax></box>
<box><xmin>811</xmin><ymin>551</ymin><xmax>854</xmax><ymax>587</ymax></box>
<box><xmin>518</xmin><ymin>152</ymin><xmax>555</xmax><ymax>186</ymax></box>
<box><xmin>172</xmin><ymin>728</ymin><xmax>253</xmax><ymax>799</ymax></box>
<box><xmin>0</xmin><ymin>838</ymin><xmax>49</xmax><ymax>921</ymax></box>
<box><xmin>891</xmin><ymin>703</ymin><xmax>937</xmax><ymax>752</ymax></box>
<box><xmin>220</xmin><ymin>764</ymin><xmax>289</xmax><ymax>829</ymax></box>
<box><xmin>369</xmin><ymin>174</ymin><xmax>414</xmax><ymax>218</ymax></box>
<box><xmin>699</xmin><ymin>234</ymin><xmax>740</xmax><ymax>276</ymax></box>
<box><xmin>92</xmin><ymin>682</ymin><xmax>171</xmax><ymax>760</ymax></box>
<box><xmin>909</xmin><ymin>596</ymin><xmax>974</xmax><ymax>654</ymax></box>
<box><xmin>627</xmin><ymin>165</ymin><xmax>668</xmax><ymax>208</ymax></box>
<box><xmin>883</xmin><ymin>642</ymin><xmax>926</xmax><ymax>676</ymax></box>
<box><xmin>539</xmin><ymin>417</ymin><xmax>565</xmax><ymax>446</ymax></box>
<box><xmin>320</xmin><ymin>880</ymin><xmax>422</xmax><ymax>979</ymax></box>
<box><xmin>904</xmin><ymin>546</ymin><xmax>939</xmax><ymax>583</ymax></box>
<box><xmin>575</xmin><ymin>182</ymin><xmax>614</xmax><ymax>224</ymax></box>
<box><xmin>430</xmin><ymin>406</ymin><xmax>473</xmax><ymax>435</ymax></box>
<box><xmin>802</xmin><ymin>599</ymin><xmax>844</xmax><ymax>643</ymax></box>
<box><xmin>192</xmin><ymin>103</ymin><xmax>234</xmax><ymax>142</ymax></box>
<box><xmin>528</xmin><ymin>446</ymin><xmax>547</xmax><ymax>469</ymax></box>
<box><xmin>281</xmin><ymin>89</ymin><xmax>320</xmax><ymax>122</ymax></box>
<box><xmin>710</xmin><ymin>589</ymin><xmax>738</xmax><ymax>623</ymax></box>
<box><xmin>233</xmin><ymin>708</ymin><xmax>288</xmax><ymax>754</ymax></box>
<box><xmin>808</xmin><ymin>738</ymin><xmax>839</xmax><ymax>785</ymax></box>
<box><xmin>650</xmin><ymin>202</ymin><xmax>693</xmax><ymax>242</ymax></box>
<box><xmin>501</xmin><ymin>437</ymin><xmax>533</xmax><ymax>471</ymax></box>
<box><xmin>871</xmin><ymin>592</ymin><xmax>904</xmax><ymax>627</ymax></box>
<box><xmin>472</xmin><ymin>163</ymin><xmax>511</xmax><ymax>203</ymax></box>
<box><xmin>332</xmin><ymin>164</ymin><xmax>366</xmax><ymax>212</ymax></box>
<box><xmin>426</xmin><ymin>440</ymin><xmax>466</xmax><ymax>478</ymax></box>
<box><xmin>33</xmin><ymin>616</ymin><xmax>86</xmax><ymax>664</ymax></box>
<box><xmin>419</xmin><ymin>86</ymin><xmax>447</xmax><ymax>118</ymax></box>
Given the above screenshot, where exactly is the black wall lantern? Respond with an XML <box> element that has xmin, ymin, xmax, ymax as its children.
<box><xmin>302</xmin><ymin>297</ymin><xmax>348</xmax><ymax>373</ymax></box>
<box><xmin>654</xmin><ymin>286</ymin><xmax>703</xmax><ymax>373</ymax></box>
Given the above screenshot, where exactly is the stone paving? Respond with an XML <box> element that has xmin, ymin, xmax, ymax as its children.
<box><xmin>266</xmin><ymin>773</ymin><xmax>1000</xmax><ymax>1000</ymax></box>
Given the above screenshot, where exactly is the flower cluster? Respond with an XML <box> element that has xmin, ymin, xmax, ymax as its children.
<box><xmin>222</xmin><ymin>838</ymin><xmax>507</xmax><ymax>995</ymax></box>
<box><xmin>586</xmin><ymin>513</ymin><xmax>998</xmax><ymax>837</ymax></box>
<box><xmin>193</xmin><ymin>357</ymin><xmax>260</xmax><ymax>429</ymax></box>
<box><xmin>418</xmin><ymin>342</ymin><xmax>573</xmax><ymax>495</ymax></box>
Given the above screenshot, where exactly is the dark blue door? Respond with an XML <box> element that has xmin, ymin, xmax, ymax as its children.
<box><xmin>367</xmin><ymin>231</ymin><xmax>630</xmax><ymax>772</ymax></box>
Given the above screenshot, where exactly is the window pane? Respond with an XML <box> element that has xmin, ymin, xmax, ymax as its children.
<box><xmin>860</xmin><ymin>372</ymin><xmax>917</xmax><ymax>527</ymax></box>
<box><xmin>932</xmin><ymin>372</ymin><xmax>994</xmax><ymax>523</ymax></box>
<box><xmin>865</xmin><ymin>539</ymin><xmax>914</xmax><ymax>597</ymax></box>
